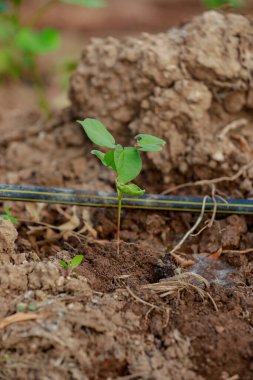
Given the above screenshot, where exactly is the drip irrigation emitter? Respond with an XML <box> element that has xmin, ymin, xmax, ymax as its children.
<box><xmin>0</xmin><ymin>184</ymin><xmax>253</xmax><ymax>215</ymax></box>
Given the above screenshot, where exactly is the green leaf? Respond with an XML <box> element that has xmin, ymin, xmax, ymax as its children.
<box><xmin>58</xmin><ymin>260</ymin><xmax>69</xmax><ymax>270</ymax></box>
<box><xmin>16</xmin><ymin>304</ymin><xmax>26</xmax><ymax>312</ymax></box>
<box><xmin>78</xmin><ymin>118</ymin><xmax>116</xmax><ymax>148</ymax></box>
<box><xmin>135</xmin><ymin>134</ymin><xmax>166</xmax><ymax>148</ymax></box>
<box><xmin>70</xmin><ymin>255</ymin><xmax>84</xmax><ymax>269</ymax></box>
<box><xmin>28</xmin><ymin>304</ymin><xmax>36</xmax><ymax>311</ymax></box>
<box><xmin>0</xmin><ymin>207</ymin><xmax>17</xmax><ymax>223</ymax></box>
<box><xmin>92</xmin><ymin>149</ymin><xmax>116</xmax><ymax>170</ymax></box>
<box><xmin>116</xmin><ymin>147</ymin><xmax>142</xmax><ymax>184</ymax></box>
<box><xmin>15</xmin><ymin>28</ymin><xmax>60</xmax><ymax>55</ymax></box>
<box><xmin>117</xmin><ymin>182</ymin><xmax>145</xmax><ymax>196</ymax></box>
<box><xmin>91</xmin><ymin>149</ymin><xmax>105</xmax><ymax>163</ymax></box>
<box><xmin>139</xmin><ymin>144</ymin><xmax>163</xmax><ymax>152</ymax></box>
<box><xmin>61</xmin><ymin>0</ymin><xmax>106</xmax><ymax>7</ymax></box>
<box><xmin>114</xmin><ymin>144</ymin><xmax>123</xmax><ymax>170</ymax></box>
<box><xmin>231</xmin><ymin>0</ymin><xmax>243</xmax><ymax>5</ymax></box>
<box><xmin>104</xmin><ymin>149</ymin><xmax>116</xmax><ymax>170</ymax></box>
<box><xmin>36</xmin><ymin>28</ymin><xmax>61</xmax><ymax>53</ymax></box>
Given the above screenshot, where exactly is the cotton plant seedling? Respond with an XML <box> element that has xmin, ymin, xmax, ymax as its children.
<box><xmin>78</xmin><ymin>118</ymin><xmax>166</xmax><ymax>254</ymax></box>
<box><xmin>58</xmin><ymin>254</ymin><xmax>84</xmax><ymax>277</ymax></box>
<box><xmin>0</xmin><ymin>207</ymin><xmax>17</xmax><ymax>224</ymax></box>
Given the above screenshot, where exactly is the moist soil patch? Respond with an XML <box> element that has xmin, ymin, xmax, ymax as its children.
<box><xmin>0</xmin><ymin>190</ymin><xmax>253</xmax><ymax>380</ymax></box>
<box><xmin>1</xmin><ymin>10</ymin><xmax>253</xmax><ymax>380</ymax></box>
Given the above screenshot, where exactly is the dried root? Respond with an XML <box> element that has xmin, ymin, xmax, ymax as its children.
<box><xmin>163</xmin><ymin>161</ymin><xmax>253</xmax><ymax>195</ymax></box>
<box><xmin>142</xmin><ymin>272</ymin><xmax>218</xmax><ymax>311</ymax></box>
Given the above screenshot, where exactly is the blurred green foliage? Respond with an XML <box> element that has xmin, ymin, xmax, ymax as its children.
<box><xmin>202</xmin><ymin>0</ymin><xmax>243</xmax><ymax>8</ymax></box>
<box><xmin>0</xmin><ymin>21</ymin><xmax>60</xmax><ymax>78</ymax></box>
<box><xmin>0</xmin><ymin>207</ymin><xmax>17</xmax><ymax>223</ymax></box>
<box><xmin>0</xmin><ymin>0</ymin><xmax>105</xmax><ymax>80</ymax></box>
<box><xmin>62</xmin><ymin>0</ymin><xmax>105</xmax><ymax>7</ymax></box>
<box><xmin>0</xmin><ymin>0</ymin><xmax>105</xmax><ymax>114</ymax></box>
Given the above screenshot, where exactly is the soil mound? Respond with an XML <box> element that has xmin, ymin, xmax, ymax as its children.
<box><xmin>70</xmin><ymin>11</ymin><xmax>253</xmax><ymax>195</ymax></box>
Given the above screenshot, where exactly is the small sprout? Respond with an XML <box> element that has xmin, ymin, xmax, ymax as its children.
<box><xmin>0</xmin><ymin>207</ymin><xmax>17</xmax><ymax>224</ymax></box>
<box><xmin>58</xmin><ymin>254</ymin><xmax>84</xmax><ymax>276</ymax></box>
<box><xmin>27</xmin><ymin>304</ymin><xmax>37</xmax><ymax>311</ymax></box>
<box><xmin>78</xmin><ymin>118</ymin><xmax>166</xmax><ymax>254</ymax></box>
<box><xmin>16</xmin><ymin>304</ymin><xmax>27</xmax><ymax>313</ymax></box>
<box><xmin>16</xmin><ymin>303</ymin><xmax>37</xmax><ymax>312</ymax></box>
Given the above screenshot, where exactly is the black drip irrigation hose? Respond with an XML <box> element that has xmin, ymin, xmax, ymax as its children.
<box><xmin>0</xmin><ymin>184</ymin><xmax>253</xmax><ymax>215</ymax></box>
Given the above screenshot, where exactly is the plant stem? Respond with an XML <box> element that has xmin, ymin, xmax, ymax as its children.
<box><xmin>116</xmin><ymin>191</ymin><xmax>122</xmax><ymax>255</ymax></box>
<box><xmin>28</xmin><ymin>0</ymin><xmax>59</xmax><ymax>27</ymax></box>
<box><xmin>31</xmin><ymin>63</ymin><xmax>51</xmax><ymax>117</ymax></box>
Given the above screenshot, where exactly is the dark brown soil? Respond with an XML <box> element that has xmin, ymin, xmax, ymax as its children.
<box><xmin>0</xmin><ymin>105</ymin><xmax>253</xmax><ymax>379</ymax></box>
<box><xmin>1</xmin><ymin>7</ymin><xmax>253</xmax><ymax>380</ymax></box>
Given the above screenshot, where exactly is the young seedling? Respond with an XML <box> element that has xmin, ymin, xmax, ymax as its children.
<box><xmin>78</xmin><ymin>118</ymin><xmax>166</xmax><ymax>254</ymax></box>
<box><xmin>0</xmin><ymin>207</ymin><xmax>17</xmax><ymax>224</ymax></box>
<box><xmin>58</xmin><ymin>254</ymin><xmax>84</xmax><ymax>277</ymax></box>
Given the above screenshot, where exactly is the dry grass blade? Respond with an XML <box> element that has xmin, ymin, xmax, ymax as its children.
<box><xmin>126</xmin><ymin>286</ymin><xmax>166</xmax><ymax>312</ymax></box>
<box><xmin>142</xmin><ymin>272</ymin><xmax>218</xmax><ymax>312</ymax></box>
<box><xmin>0</xmin><ymin>312</ymin><xmax>49</xmax><ymax>329</ymax></box>
<box><xmin>222</xmin><ymin>248</ymin><xmax>253</xmax><ymax>255</ymax></box>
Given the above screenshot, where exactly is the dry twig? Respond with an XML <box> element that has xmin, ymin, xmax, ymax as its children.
<box><xmin>218</xmin><ymin>118</ymin><xmax>247</xmax><ymax>140</ymax></box>
<box><xmin>223</xmin><ymin>248</ymin><xmax>253</xmax><ymax>254</ymax></box>
<box><xmin>0</xmin><ymin>312</ymin><xmax>48</xmax><ymax>329</ymax></box>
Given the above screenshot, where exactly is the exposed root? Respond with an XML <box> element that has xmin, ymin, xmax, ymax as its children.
<box><xmin>142</xmin><ymin>272</ymin><xmax>218</xmax><ymax>312</ymax></box>
<box><xmin>162</xmin><ymin>161</ymin><xmax>253</xmax><ymax>195</ymax></box>
<box><xmin>170</xmin><ymin>196</ymin><xmax>209</xmax><ymax>255</ymax></box>
<box><xmin>205</xmin><ymin>247</ymin><xmax>253</xmax><ymax>259</ymax></box>
<box><xmin>218</xmin><ymin>118</ymin><xmax>247</xmax><ymax>140</ymax></box>
<box><xmin>190</xmin><ymin>184</ymin><xmax>219</xmax><ymax>237</ymax></box>
<box><xmin>126</xmin><ymin>286</ymin><xmax>169</xmax><ymax>318</ymax></box>
<box><xmin>221</xmin><ymin>248</ymin><xmax>253</xmax><ymax>255</ymax></box>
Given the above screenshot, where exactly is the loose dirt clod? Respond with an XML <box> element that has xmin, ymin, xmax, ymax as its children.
<box><xmin>0</xmin><ymin>219</ymin><xmax>18</xmax><ymax>254</ymax></box>
<box><xmin>70</xmin><ymin>11</ymin><xmax>253</xmax><ymax>195</ymax></box>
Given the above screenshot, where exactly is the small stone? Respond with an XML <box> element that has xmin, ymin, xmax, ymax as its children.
<box><xmin>240</xmin><ymin>178</ymin><xmax>252</xmax><ymax>192</ymax></box>
<box><xmin>215</xmin><ymin>325</ymin><xmax>225</xmax><ymax>334</ymax></box>
<box><xmin>212</xmin><ymin>151</ymin><xmax>224</xmax><ymax>162</ymax></box>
